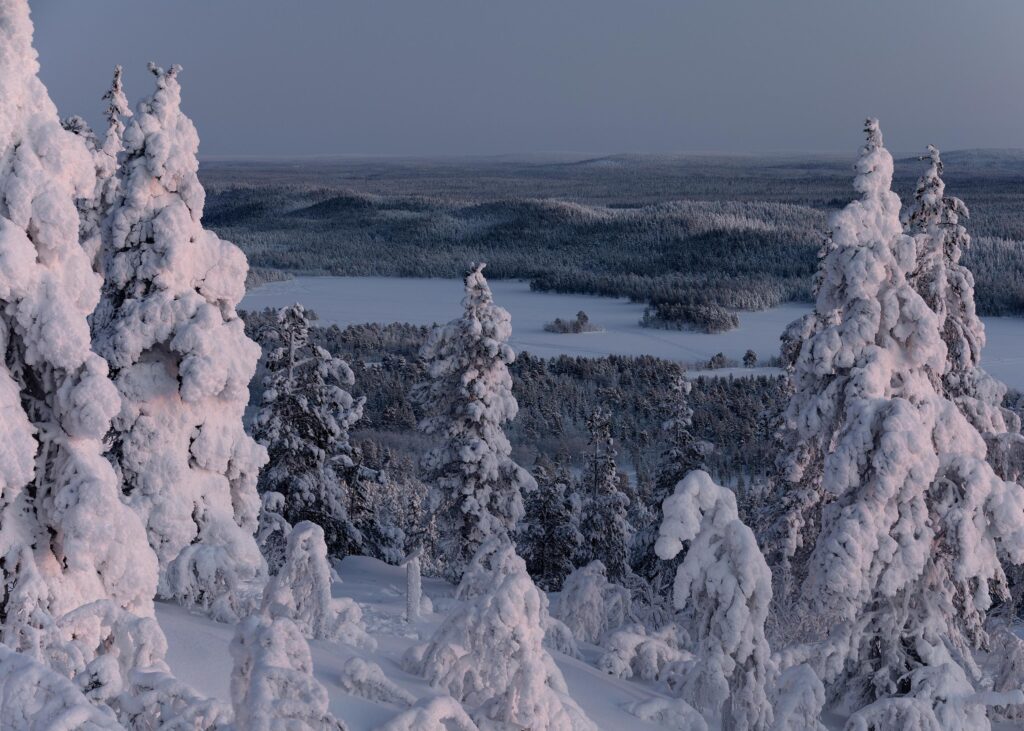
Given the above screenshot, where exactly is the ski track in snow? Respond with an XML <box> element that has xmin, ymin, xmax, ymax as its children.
<box><xmin>242</xmin><ymin>276</ymin><xmax>1024</xmax><ymax>390</ymax></box>
<box><xmin>158</xmin><ymin>556</ymin><xmax>671</xmax><ymax>730</ymax></box>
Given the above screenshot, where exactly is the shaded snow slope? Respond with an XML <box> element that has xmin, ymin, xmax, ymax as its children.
<box><xmin>158</xmin><ymin>555</ymin><xmax>671</xmax><ymax>730</ymax></box>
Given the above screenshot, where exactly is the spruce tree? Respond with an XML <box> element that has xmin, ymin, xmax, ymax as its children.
<box><xmin>517</xmin><ymin>456</ymin><xmax>583</xmax><ymax>591</ymax></box>
<box><xmin>411</xmin><ymin>263</ymin><xmax>535</xmax><ymax>580</ymax></box>
<box><xmin>253</xmin><ymin>303</ymin><xmax>365</xmax><ymax>558</ymax></box>
<box><xmin>634</xmin><ymin>371</ymin><xmax>704</xmax><ymax>590</ymax></box>
<box><xmin>578</xmin><ymin>406</ymin><xmax>633</xmax><ymax>584</ymax></box>
<box><xmin>0</xmin><ymin>0</ymin><xmax>158</xmax><ymax>645</ymax></box>
<box><xmin>904</xmin><ymin>145</ymin><xmax>1024</xmax><ymax>480</ymax></box>
<box><xmin>656</xmin><ymin>470</ymin><xmax>775</xmax><ymax>730</ymax></box>
<box><xmin>774</xmin><ymin>120</ymin><xmax>1024</xmax><ymax>719</ymax></box>
<box><xmin>93</xmin><ymin>63</ymin><xmax>266</xmax><ymax>617</ymax></box>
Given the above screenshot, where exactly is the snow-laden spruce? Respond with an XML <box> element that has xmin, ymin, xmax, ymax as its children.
<box><xmin>411</xmin><ymin>263</ymin><xmax>535</xmax><ymax>580</ymax></box>
<box><xmin>253</xmin><ymin>303</ymin><xmax>366</xmax><ymax>558</ymax></box>
<box><xmin>517</xmin><ymin>457</ymin><xmax>584</xmax><ymax>591</ymax></box>
<box><xmin>635</xmin><ymin>371</ymin><xmax>705</xmax><ymax>594</ymax></box>
<box><xmin>63</xmin><ymin>65</ymin><xmax>130</xmax><ymax>270</ymax></box>
<box><xmin>773</xmin><ymin>120</ymin><xmax>1024</xmax><ymax>718</ymax></box>
<box><xmin>261</xmin><ymin>521</ymin><xmax>374</xmax><ymax>648</ymax></box>
<box><xmin>904</xmin><ymin>144</ymin><xmax>1024</xmax><ymax>480</ymax></box>
<box><xmin>554</xmin><ymin>560</ymin><xmax>632</xmax><ymax>645</ymax></box>
<box><xmin>230</xmin><ymin>613</ymin><xmax>346</xmax><ymax>731</ymax></box>
<box><xmin>656</xmin><ymin>469</ymin><xmax>775</xmax><ymax>730</ymax></box>
<box><xmin>404</xmin><ymin>538</ymin><xmax>597</xmax><ymax>731</ymax></box>
<box><xmin>578</xmin><ymin>406</ymin><xmax>633</xmax><ymax>583</ymax></box>
<box><xmin>92</xmin><ymin>62</ymin><xmax>266</xmax><ymax>618</ymax></box>
<box><xmin>0</xmin><ymin>0</ymin><xmax>159</xmax><ymax>645</ymax></box>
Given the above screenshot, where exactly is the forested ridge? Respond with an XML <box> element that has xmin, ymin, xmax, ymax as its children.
<box><xmin>206</xmin><ymin>153</ymin><xmax>1024</xmax><ymax>314</ymax></box>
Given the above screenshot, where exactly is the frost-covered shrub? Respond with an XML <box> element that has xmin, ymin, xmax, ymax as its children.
<box><xmin>32</xmin><ymin>599</ymin><xmax>230</xmax><ymax>729</ymax></box>
<box><xmin>770</xmin><ymin>664</ymin><xmax>826</xmax><ymax>731</ymax></box>
<box><xmin>338</xmin><ymin>657</ymin><xmax>415</xmax><ymax>707</ymax></box>
<box><xmin>262</xmin><ymin>521</ymin><xmax>375</xmax><ymax>649</ymax></box>
<box><xmin>376</xmin><ymin>696</ymin><xmax>480</xmax><ymax>731</ymax></box>
<box><xmin>406</xmin><ymin>540</ymin><xmax>596</xmax><ymax>731</ymax></box>
<box><xmin>656</xmin><ymin>469</ymin><xmax>775</xmax><ymax>731</ymax></box>
<box><xmin>0</xmin><ymin>644</ymin><xmax>124</xmax><ymax>731</ymax></box>
<box><xmin>554</xmin><ymin>561</ymin><xmax>632</xmax><ymax>645</ymax></box>
<box><xmin>597</xmin><ymin>624</ymin><xmax>691</xmax><ymax>682</ymax></box>
<box><xmin>0</xmin><ymin>0</ymin><xmax>158</xmax><ymax>642</ymax></box>
<box><xmin>624</xmin><ymin>697</ymin><xmax>708</xmax><ymax>731</ymax></box>
<box><xmin>94</xmin><ymin>61</ymin><xmax>266</xmax><ymax>615</ymax></box>
<box><xmin>230</xmin><ymin>614</ymin><xmax>346</xmax><ymax>731</ymax></box>
<box><xmin>412</xmin><ymin>264</ymin><xmax>535</xmax><ymax>580</ymax></box>
<box><xmin>543</xmin><ymin>616</ymin><xmax>580</xmax><ymax>659</ymax></box>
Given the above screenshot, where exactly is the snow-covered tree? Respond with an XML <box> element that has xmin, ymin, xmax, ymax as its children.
<box><xmin>404</xmin><ymin>539</ymin><xmax>597</xmax><ymax>731</ymax></box>
<box><xmin>345</xmin><ymin>444</ymin><xmax>407</xmax><ymax>566</ymax></box>
<box><xmin>261</xmin><ymin>521</ymin><xmax>374</xmax><ymax>648</ymax></box>
<box><xmin>904</xmin><ymin>144</ymin><xmax>1024</xmax><ymax>480</ymax></box>
<box><xmin>63</xmin><ymin>65</ymin><xmax>131</xmax><ymax>270</ymax></box>
<box><xmin>578</xmin><ymin>406</ymin><xmax>632</xmax><ymax>583</ymax></box>
<box><xmin>598</xmin><ymin>624</ymin><xmax>691</xmax><ymax>682</ymax></box>
<box><xmin>337</xmin><ymin>656</ymin><xmax>415</xmax><ymax>707</ymax></box>
<box><xmin>230</xmin><ymin>613</ymin><xmax>346</xmax><ymax>731</ymax></box>
<box><xmin>253</xmin><ymin>303</ymin><xmax>365</xmax><ymax>558</ymax></box>
<box><xmin>0</xmin><ymin>644</ymin><xmax>125</xmax><ymax>731</ymax></box>
<box><xmin>93</xmin><ymin>62</ymin><xmax>266</xmax><ymax>618</ymax></box>
<box><xmin>635</xmin><ymin>372</ymin><xmax>705</xmax><ymax>591</ymax></box>
<box><xmin>0</xmin><ymin>0</ymin><xmax>159</xmax><ymax>650</ymax></box>
<box><xmin>255</xmin><ymin>491</ymin><xmax>292</xmax><ymax>575</ymax></box>
<box><xmin>411</xmin><ymin>263</ymin><xmax>535</xmax><ymax>580</ymax></box>
<box><xmin>773</xmin><ymin>120</ymin><xmax>1024</xmax><ymax>717</ymax></box>
<box><xmin>517</xmin><ymin>457</ymin><xmax>583</xmax><ymax>591</ymax></box>
<box><xmin>656</xmin><ymin>470</ymin><xmax>775</xmax><ymax>731</ymax></box>
<box><xmin>554</xmin><ymin>561</ymin><xmax>632</xmax><ymax>645</ymax></box>
<box><xmin>378</xmin><ymin>696</ymin><xmax>480</xmax><ymax>731</ymax></box>
<box><xmin>770</xmin><ymin>664</ymin><xmax>827</xmax><ymax>731</ymax></box>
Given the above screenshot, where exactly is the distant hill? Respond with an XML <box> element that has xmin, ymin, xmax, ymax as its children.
<box><xmin>896</xmin><ymin>148</ymin><xmax>1024</xmax><ymax>174</ymax></box>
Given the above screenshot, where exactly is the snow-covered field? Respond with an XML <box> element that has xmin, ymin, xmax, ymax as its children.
<box><xmin>159</xmin><ymin>556</ymin><xmax>674</xmax><ymax>731</ymax></box>
<box><xmin>242</xmin><ymin>276</ymin><xmax>1024</xmax><ymax>390</ymax></box>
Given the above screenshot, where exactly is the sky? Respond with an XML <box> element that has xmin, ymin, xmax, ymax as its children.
<box><xmin>30</xmin><ymin>0</ymin><xmax>1024</xmax><ymax>158</ymax></box>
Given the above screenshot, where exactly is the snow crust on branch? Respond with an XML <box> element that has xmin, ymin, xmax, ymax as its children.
<box><xmin>0</xmin><ymin>644</ymin><xmax>125</xmax><ymax>731</ymax></box>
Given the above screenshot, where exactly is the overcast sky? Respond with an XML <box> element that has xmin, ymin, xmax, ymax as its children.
<box><xmin>30</xmin><ymin>0</ymin><xmax>1024</xmax><ymax>158</ymax></box>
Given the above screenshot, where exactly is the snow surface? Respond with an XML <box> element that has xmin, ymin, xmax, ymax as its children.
<box><xmin>241</xmin><ymin>277</ymin><xmax>1024</xmax><ymax>390</ymax></box>
<box><xmin>158</xmin><ymin>555</ymin><xmax>675</xmax><ymax>730</ymax></box>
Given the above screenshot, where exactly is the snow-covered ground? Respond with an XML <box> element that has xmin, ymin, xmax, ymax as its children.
<box><xmin>158</xmin><ymin>556</ymin><xmax>672</xmax><ymax>730</ymax></box>
<box><xmin>242</xmin><ymin>276</ymin><xmax>1024</xmax><ymax>390</ymax></box>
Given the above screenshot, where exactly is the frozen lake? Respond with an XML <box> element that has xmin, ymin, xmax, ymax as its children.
<box><xmin>242</xmin><ymin>276</ymin><xmax>1024</xmax><ymax>390</ymax></box>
